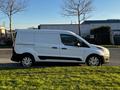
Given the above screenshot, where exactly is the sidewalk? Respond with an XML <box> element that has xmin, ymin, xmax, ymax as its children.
<box><xmin>0</xmin><ymin>48</ymin><xmax>12</xmax><ymax>50</ymax></box>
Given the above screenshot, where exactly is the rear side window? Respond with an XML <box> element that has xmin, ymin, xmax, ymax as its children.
<box><xmin>60</xmin><ymin>34</ymin><xmax>79</xmax><ymax>46</ymax></box>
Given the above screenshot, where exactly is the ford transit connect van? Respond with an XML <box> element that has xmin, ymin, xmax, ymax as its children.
<box><xmin>11</xmin><ymin>29</ymin><xmax>110</xmax><ymax>67</ymax></box>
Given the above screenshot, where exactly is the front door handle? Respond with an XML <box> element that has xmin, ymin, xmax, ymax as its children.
<box><xmin>61</xmin><ymin>48</ymin><xmax>67</xmax><ymax>50</ymax></box>
<box><xmin>52</xmin><ymin>47</ymin><xmax>58</xmax><ymax>49</ymax></box>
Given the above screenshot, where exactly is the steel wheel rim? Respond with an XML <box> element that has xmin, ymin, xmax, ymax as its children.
<box><xmin>88</xmin><ymin>56</ymin><xmax>99</xmax><ymax>66</ymax></box>
<box><xmin>22</xmin><ymin>57</ymin><xmax>32</xmax><ymax>67</ymax></box>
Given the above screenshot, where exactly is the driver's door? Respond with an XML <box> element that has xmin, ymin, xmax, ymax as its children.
<box><xmin>60</xmin><ymin>34</ymin><xmax>84</xmax><ymax>61</ymax></box>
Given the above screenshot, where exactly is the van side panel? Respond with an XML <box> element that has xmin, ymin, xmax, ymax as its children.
<box><xmin>12</xmin><ymin>30</ymin><xmax>41</xmax><ymax>62</ymax></box>
<box><xmin>15</xmin><ymin>31</ymin><xmax>34</xmax><ymax>45</ymax></box>
<box><xmin>14</xmin><ymin>30</ymin><xmax>36</xmax><ymax>56</ymax></box>
<box><xmin>34</xmin><ymin>31</ymin><xmax>60</xmax><ymax>58</ymax></box>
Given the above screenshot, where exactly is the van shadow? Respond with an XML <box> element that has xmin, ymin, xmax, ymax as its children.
<box><xmin>0</xmin><ymin>62</ymin><xmax>82</xmax><ymax>70</ymax></box>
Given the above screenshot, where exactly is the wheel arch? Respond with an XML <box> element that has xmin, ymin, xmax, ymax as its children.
<box><xmin>22</xmin><ymin>52</ymin><xmax>35</xmax><ymax>62</ymax></box>
<box><xmin>86</xmin><ymin>53</ymin><xmax>104</xmax><ymax>64</ymax></box>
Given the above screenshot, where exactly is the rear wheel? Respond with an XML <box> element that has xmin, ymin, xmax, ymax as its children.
<box><xmin>86</xmin><ymin>55</ymin><xmax>101</xmax><ymax>66</ymax></box>
<box><xmin>21</xmin><ymin>55</ymin><xmax>34</xmax><ymax>67</ymax></box>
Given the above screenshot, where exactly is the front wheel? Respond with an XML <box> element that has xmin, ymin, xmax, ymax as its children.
<box><xmin>86</xmin><ymin>55</ymin><xmax>102</xmax><ymax>66</ymax></box>
<box><xmin>21</xmin><ymin>55</ymin><xmax>34</xmax><ymax>67</ymax></box>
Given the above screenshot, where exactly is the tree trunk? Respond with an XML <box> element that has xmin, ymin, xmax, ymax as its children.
<box><xmin>9</xmin><ymin>15</ymin><xmax>13</xmax><ymax>42</ymax></box>
<box><xmin>5</xmin><ymin>29</ymin><xmax>7</xmax><ymax>39</ymax></box>
<box><xmin>77</xmin><ymin>4</ymin><xmax>81</xmax><ymax>36</ymax></box>
<box><xmin>77</xmin><ymin>10</ymin><xmax>81</xmax><ymax>36</ymax></box>
<box><xmin>78</xmin><ymin>15</ymin><xmax>81</xmax><ymax>36</ymax></box>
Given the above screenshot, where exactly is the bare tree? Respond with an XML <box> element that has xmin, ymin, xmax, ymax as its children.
<box><xmin>0</xmin><ymin>0</ymin><xmax>2</xmax><ymax>7</ymax></box>
<box><xmin>0</xmin><ymin>0</ymin><xmax>3</xmax><ymax>7</ymax></box>
<box><xmin>62</xmin><ymin>0</ymin><xmax>93</xmax><ymax>36</ymax></box>
<box><xmin>0</xmin><ymin>0</ymin><xmax>27</xmax><ymax>40</ymax></box>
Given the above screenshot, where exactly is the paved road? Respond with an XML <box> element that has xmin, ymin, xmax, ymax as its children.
<box><xmin>0</xmin><ymin>48</ymin><xmax>120</xmax><ymax>67</ymax></box>
<box><xmin>108</xmin><ymin>48</ymin><xmax>120</xmax><ymax>66</ymax></box>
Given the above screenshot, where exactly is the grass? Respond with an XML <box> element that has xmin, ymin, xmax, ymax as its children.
<box><xmin>0</xmin><ymin>66</ymin><xmax>120</xmax><ymax>90</ymax></box>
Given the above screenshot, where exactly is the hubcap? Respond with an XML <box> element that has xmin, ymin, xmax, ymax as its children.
<box><xmin>88</xmin><ymin>56</ymin><xmax>99</xmax><ymax>66</ymax></box>
<box><xmin>22</xmin><ymin>57</ymin><xmax>32</xmax><ymax>67</ymax></box>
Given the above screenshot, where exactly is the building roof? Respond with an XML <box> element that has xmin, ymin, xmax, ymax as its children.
<box><xmin>39</xmin><ymin>24</ymin><xmax>77</xmax><ymax>26</ymax></box>
<box><xmin>82</xmin><ymin>19</ymin><xmax>120</xmax><ymax>24</ymax></box>
<box><xmin>16</xmin><ymin>29</ymin><xmax>75</xmax><ymax>34</ymax></box>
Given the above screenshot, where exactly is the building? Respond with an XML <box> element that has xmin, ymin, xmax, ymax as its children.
<box><xmin>38</xmin><ymin>19</ymin><xmax>120</xmax><ymax>45</ymax></box>
<box><xmin>82</xmin><ymin>20</ymin><xmax>120</xmax><ymax>44</ymax></box>
<box><xmin>38</xmin><ymin>24</ymin><xmax>80</xmax><ymax>35</ymax></box>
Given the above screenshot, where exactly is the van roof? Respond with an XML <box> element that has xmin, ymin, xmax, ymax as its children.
<box><xmin>15</xmin><ymin>29</ymin><xmax>75</xmax><ymax>34</ymax></box>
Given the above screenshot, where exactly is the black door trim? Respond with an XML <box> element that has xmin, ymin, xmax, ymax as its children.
<box><xmin>39</xmin><ymin>56</ymin><xmax>82</xmax><ymax>61</ymax></box>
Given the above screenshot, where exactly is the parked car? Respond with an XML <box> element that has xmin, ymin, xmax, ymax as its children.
<box><xmin>11</xmin><ymin>29</ymin><xmax>110</xmax><ymax>67</ymax></box>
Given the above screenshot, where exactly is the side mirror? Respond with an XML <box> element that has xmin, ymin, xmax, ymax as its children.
<box><xmin>77</xmin><ymin>42</ymin><xmax>81</xmax><ymax>47</ymax></box>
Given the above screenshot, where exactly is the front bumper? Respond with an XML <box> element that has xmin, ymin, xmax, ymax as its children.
<box><xmin>102</xmin><ymin>48</ymin><xmax>110</xmax><ymax>64</ymax></box>
<box><xmin>102</xmin><ymin>55</ymin><xmax>110</xmax><ymax>64</ymax></box>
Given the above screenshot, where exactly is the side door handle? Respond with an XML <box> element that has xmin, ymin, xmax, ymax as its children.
<box><xmin>52</xmin><ymin>47</ymin><xmax>58</xmax><ymax>49</ymax></box>
<box><xmin>61</xmin><ymin>48</ymin><xmax>67</xmax><ymax>50</ymax></box>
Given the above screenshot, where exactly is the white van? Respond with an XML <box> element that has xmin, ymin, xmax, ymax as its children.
<box><xmin>11</xmin><ymin>29</ymin><xmax>110</xmax><ymax>67</ymax></box>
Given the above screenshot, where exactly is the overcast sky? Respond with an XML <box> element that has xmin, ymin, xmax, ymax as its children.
<box><xmin>0</xmin><ymin>0</ymin><xmax>120</xmax><ymax>29</ymax></box>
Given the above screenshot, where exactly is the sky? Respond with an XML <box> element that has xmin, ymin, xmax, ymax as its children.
<box><xmin>0</xmin><ymin>0</ymin><xmax>120</xmax><ymax>29</ymax></box>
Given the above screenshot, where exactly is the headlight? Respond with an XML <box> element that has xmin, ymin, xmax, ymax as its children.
<box><xmin>96</xmin><ymin>46</ymin><xmax>109</xmax><ymax>56</ymax></box>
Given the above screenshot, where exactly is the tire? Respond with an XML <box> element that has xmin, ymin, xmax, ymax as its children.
<box><xmin>86</xmin><ymin>55</ymin><xmax>101</xmax><ymax>66</ymax></box>
<box><xmin>21</xmin><ymin>55</ymin><xmax>34</xmax><ymax>67</ymax></box>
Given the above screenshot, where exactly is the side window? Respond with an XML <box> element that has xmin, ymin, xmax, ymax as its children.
<box><xmin>60</xmin><ymin>34</ymin><xmax>80</xmax><ymax>46</ymax></box>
